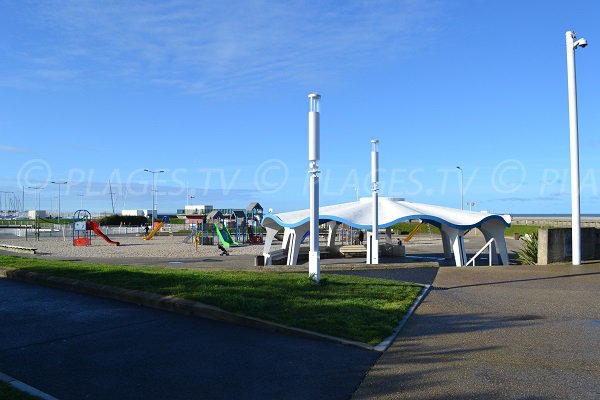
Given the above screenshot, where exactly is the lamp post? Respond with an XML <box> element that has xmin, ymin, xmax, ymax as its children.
<box><xmin>308</xmin><ymin>93</ymin><xmax>321</xmax><ymax>282</ymax></box>
<box><xmin>566</xmin><ymin>31</ymin><xmax>587</xmax><ymax>266</ymax></box>
<box><xmin>467</xmin><ymin>201</ymin><xmax>476</xmax><ymax>211</ymax></box>
<box><xmin>27</xmin><ymin>186</ymin><xmax>42</xmax><ymax>239</ymax></box>
<box><xmin>144</xmin><ymin>169</ymin><xmax>164</xmax><ymax>227</ymax></box>
<box><xmin>27</xmin><ymin>187</ymin><xmax>42</xmax><ymax>214</ymax></box>
<box><xmin>51</xmin><ymin>181</ymin><xmax>67</xmax><ymax>225</ymax></box>
<box><xmin>369</xmin><ymin>139</ymin><xmax>380</xmax><ymax>265</ymax></box>
<box><xmin>456</xmin><ymin>166</ymin><xmax>464</xmax><ymax>210</ymax></box>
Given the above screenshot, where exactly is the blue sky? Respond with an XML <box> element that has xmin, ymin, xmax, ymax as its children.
<box><xmin>1</xmin><ymin>0</ymin><xmax>599</xmax><ymax>215</ymax></box>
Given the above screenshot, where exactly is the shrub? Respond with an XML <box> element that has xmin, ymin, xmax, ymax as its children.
<box><xmin>516</xmin><ymin>232</ymin><xmax>538</xmax><ymax>265</ymax></box>
<box><xmin>98</xmin><ymin>215</ymin><xmax>148</xmax><ymax>226</ymax></box>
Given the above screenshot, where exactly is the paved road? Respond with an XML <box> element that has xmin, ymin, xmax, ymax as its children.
<box><xmin>353</xmin><ymin>264</ymin><xmax>600</xmax><ymax>400</ymax></box>
<box><xmin>0</xmin><ymin>279</ymin><xmax>378</xmax><ymax>400</ymax></box>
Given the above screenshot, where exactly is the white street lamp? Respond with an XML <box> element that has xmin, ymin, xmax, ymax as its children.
<box><xmin>566</xmin><ymin>30</ymin><xmax>587</xmax><ymax>266</ymax></box>
<box><xmin>144</xmin><ymin>169</ymin><xmax>164</xmax><ymax>227</ymax></box>
<box><xmin>369</xmin><ymin>139</ymin><xmax>380</xmax><ymax>265</ymax></box>
<box><xmin>51</xmin><ymin>181</ymin><xmax>67</xmax><ymax>225</ymax></box>
<box><xmin>308</xmin><ymin>93</ymin><xmax>321</xmax><ymax>282</ymax></box>
<box><xmin>456</xmin><ymin>166</ymin><xmax>464</xmax><ymax>210</ymax></box>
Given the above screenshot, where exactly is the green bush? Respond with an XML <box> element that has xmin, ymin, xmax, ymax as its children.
<box><xmin>515</xmin><ymin>232</ymin><xmax>538</xmax><ymax>265</ymax></box>
<box><xmin>98</xmin><ymin>215</ymin><xmax>148</xmax><ymax>226</ymax></box>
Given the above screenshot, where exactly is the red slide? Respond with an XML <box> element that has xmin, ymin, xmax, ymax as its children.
<box><xmin>86</xmin><ymin>221</ymin><xmax>120</xmax><ymax>246</ymax></box>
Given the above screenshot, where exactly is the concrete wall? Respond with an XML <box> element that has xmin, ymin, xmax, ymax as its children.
<box><xmin>538</xmin><ymin>228</ymin><xmax>600</xmax><ymax>264</ymax></box>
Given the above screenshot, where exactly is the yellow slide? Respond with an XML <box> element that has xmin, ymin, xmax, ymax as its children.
<box><xmin>403</xmin><ymin>223</ymin><xmax>422</xmax><ymax>242</ymax></box>
<box><xmin>143</xmin><ymin>222</ymin><xmax>164</xmax><ymax>240</ymax></box>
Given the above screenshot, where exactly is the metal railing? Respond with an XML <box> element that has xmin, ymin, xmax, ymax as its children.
<box><xmin>466</xmin><ymin>237</ymin><xmax>495</xmax><ymax>267</ymax></box>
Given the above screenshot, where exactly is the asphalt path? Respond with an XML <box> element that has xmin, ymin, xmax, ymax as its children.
<box><xmin>353</xmin><ymin>264</ymin><xmax>600</xmax><ymax>400</ymax></box>
<box><xmin>0</xmin><ymin>279</ymin><xmax>379</xmax><ymax>400</ymax></box>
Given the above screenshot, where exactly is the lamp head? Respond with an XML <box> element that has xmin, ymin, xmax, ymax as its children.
<box><xmin>574</xmin><ymin>38</ymin><xmax>588</xmax><ymax>48</ymax></box>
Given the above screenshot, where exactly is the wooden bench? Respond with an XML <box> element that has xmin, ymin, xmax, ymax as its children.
<box><xmin>338</xmin><ymin>245</ymin><xmax>367</xmax><ymax>258</ymax></box>
<box><xmin>0</xmin><ymin>243</ymin><xmax>37</xmax><ymax>254</ymax></box>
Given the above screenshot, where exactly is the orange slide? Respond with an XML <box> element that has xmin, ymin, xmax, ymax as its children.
<box><xmin>86</xmin><ymin>221</ymin><xmax>120</xmax><ymax>246</ymax></box>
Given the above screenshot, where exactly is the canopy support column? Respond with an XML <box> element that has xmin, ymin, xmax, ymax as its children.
<box><xmin>480</xmin><ymin>220</ymin><xmax>509</xmax><ymax>265</ymax></box>
<box><xmin>262</xmin><ymin>227</ymin><xmax>278</xmax><ymax>266</ymax></box>
<box><xmin>441</xmin><ymin>225</ymin><xmax>467</xmax><ymax>266</ymax></box>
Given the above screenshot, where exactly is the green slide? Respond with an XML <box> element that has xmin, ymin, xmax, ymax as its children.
<box><xmin>214</xmin><ymin>223</ymin><xmax>239</xmax><ymax>248</ymax></box>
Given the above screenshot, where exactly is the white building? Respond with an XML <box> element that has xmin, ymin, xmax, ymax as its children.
<box><xmin>28</xmin><ymin>210</ymin><xmax>47</xmax><ymax>219</ymax></box>
<box><xmin>122</xmin><ymin>209</ymin><xmax>145</xmax><ymax>217</ymax></box>
<box><xmin>184</xmin><ymin>205</ymin><xmax>213</xmax><ymax>215</ymax></box>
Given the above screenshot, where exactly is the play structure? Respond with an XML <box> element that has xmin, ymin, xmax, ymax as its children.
<box><xmin>144</xmin><ymin>216</ymin><xmax>169</xmax><ymax>240</ymax></box>
<box><xmin>72</xmin><ymin>210</ymin><xmax>120</xmax><ymax>246</ymax></box>
<box><xmin>182</xmin><ymin>203</ymin><xmax>265</xmax><ymax>250</ymax></box>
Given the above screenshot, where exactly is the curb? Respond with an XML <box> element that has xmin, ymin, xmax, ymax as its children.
<box><xmin>0</xmin><ymin>372</ymin><xmax>59</xmax><ymax>400</ymax></box>
<box><xmin>373</xmin><ymin>284</ymin><xmax>431</xmax><ymax>351</ymax></box>
<box><xmin>0</xmin><ymin>243</ymin><xmax>37</xmax><ymax>254</ymax></box>
<box><xmin>0</xmin><ymin>269</ymin><xmax>393</xmax><ymax>352</ymax></box>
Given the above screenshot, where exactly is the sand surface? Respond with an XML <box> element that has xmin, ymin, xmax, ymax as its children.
<box><xmin>1</xmin><ymin>234</ymin><xmax>264</xmax><ymax>259</ymax></box>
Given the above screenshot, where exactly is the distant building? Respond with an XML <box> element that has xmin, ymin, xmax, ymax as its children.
<box><xmin>122</xmin><ymin>210</ymin><xmax>146</xmax><ymax>217</ymax></box>
<box><xmin>183</xmin><ymin>205</ymin><xmax>213</xmax><ymax>215</ymax></box>
<box><xmin>28</xmin><ymin>210</ymin><xmax>47</xmax><ymax>219</ymax></box>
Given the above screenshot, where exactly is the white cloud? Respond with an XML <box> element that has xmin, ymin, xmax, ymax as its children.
<box><xmin>3</xmin><ymin>0</ymin><xmax>444</xmax><ymax>95</ymax></box>
<box><xmin>0</xmin><ymin>144</ymin><xmax>30</xmax><ymax>153</ymax></box>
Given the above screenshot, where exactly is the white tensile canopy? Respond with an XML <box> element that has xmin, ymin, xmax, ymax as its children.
<box><xmin>261</xmin><ymin>197</ymin><xmax>511</xmax><ymax>267</ymax></box>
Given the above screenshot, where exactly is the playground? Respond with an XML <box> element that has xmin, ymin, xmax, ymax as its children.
<box><xmin>0</xmin><ymin>234</ymin><xmax>265</xmax><ymax>260</ymax></box>
<box><xmin>0</xmin><ymin>230</ymin><xmax>523</xmax><ymax>267</ymax></box>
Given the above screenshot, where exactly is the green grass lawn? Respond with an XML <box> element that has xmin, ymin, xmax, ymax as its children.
<box><xmin>0</xmin><ymin>381</ymin><xmax>41</xmax><ymax>400</ymax></box>
<box><xmin>504</xmin><ymin>224</ymin><xmax>548</xmax><ymax>237</ymax></box>
<box><xmin>0</xmin><ymin>255</ymin><xmax>422</xmax><ymax>345</ymax></box>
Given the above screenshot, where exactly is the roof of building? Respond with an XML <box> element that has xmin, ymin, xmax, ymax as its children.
<box><xmin>262</xmin><ymin>197</ymin><xmax>511</xmax><ymax>230</ymax></box>
<box><xmin>231</xmin><ymin>210</ymin><xmax>246</xmax><ymax>218</ymax></box>
<box><xmin>207</xmin><ymin>210</ymin><xmax>223</xmax><ymax>219</ymax></box>
<box><xmin>246</xmin><ymin>202</ymin><xmax>263</xmax><ymax>212</ymax></box>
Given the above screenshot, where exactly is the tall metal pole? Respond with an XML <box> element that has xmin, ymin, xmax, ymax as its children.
<box><xmin>144</xmin><ymin>169</ymin><xmax>164</xmax><ymax>227</ymax></box>
<box><xmin>566</xmin><ymin>30</ymin><xmax>587</xmax><ymax>266</ymax></box>
<box><xmin>369</xmin><ymin>140</ymin><xmax>379</xmax><ymax>264</ymax></box>
<box><xmin>456</xmin><ymin>166</ymin><xmax>463</xmax><ymax>210</ymax></box>
<box><xmin>308</xmin><ymin>93</ymin><xmax>321</xmax><ymax>282</ymax></box>
<box><xmin>27</xmin><ymin>186</ymin><xmax>42</xmax><ymax>239</ymax></box>
<box><xmin>51</xmin><ymin>181</ymin><xmax>67</xmax><ymax>225</ymax></box>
